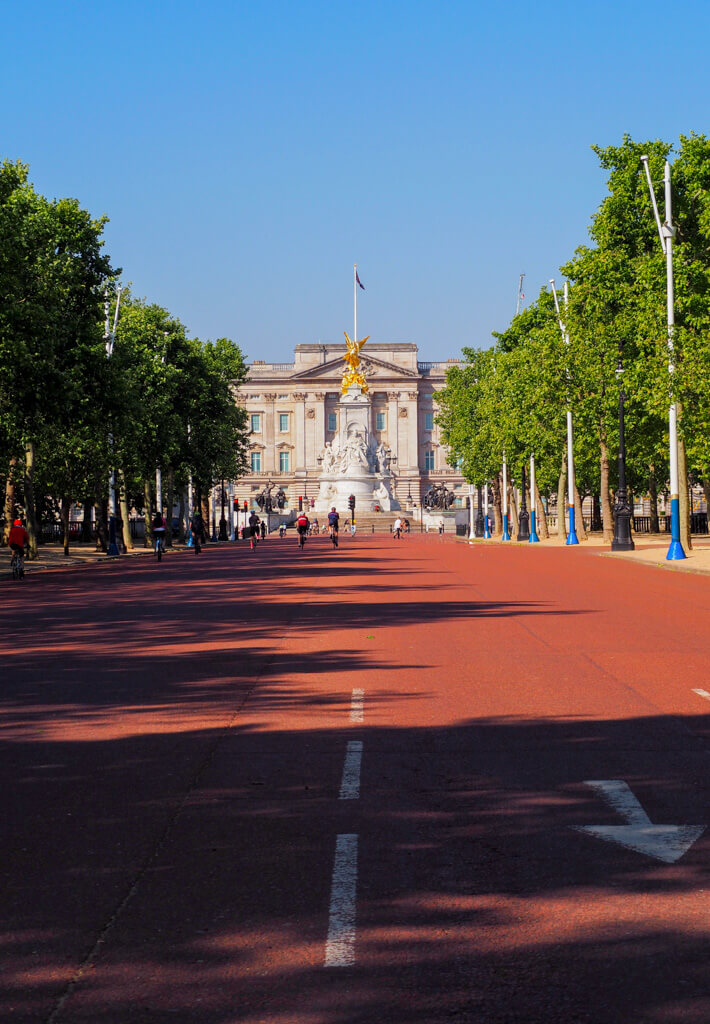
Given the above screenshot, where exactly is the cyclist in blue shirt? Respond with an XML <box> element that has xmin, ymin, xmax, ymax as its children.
<box><xmin>327</xmin><ymin>507</ymin><xmax>340</xmax><ymax>548</ymax></box>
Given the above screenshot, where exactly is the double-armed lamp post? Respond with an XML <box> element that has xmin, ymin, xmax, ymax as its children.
<box><xmin>640</xmin><ymin>155</ymin><xmax>685</xmax><ymax>560</ymax></box>
<box><xmin>550</xmin><ymin>279</ymin><xmax>579</xmax><ymax>545</ymax></box>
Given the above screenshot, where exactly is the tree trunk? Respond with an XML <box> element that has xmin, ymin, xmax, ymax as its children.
<box><xmin>81</xmin><ymin>494</ymin><xmax>93</xmax><ymax>543</ymax></box>
<box><xmin>3</xmin><ymin>457</ymin><xmax>16</xmax><ymax>545</ymax></box>
<box><xmin>178</xmin><ymin>489</ymin><xmax>187</xmax><ymax>543</ymax></box>
<box><xmin>557</xmin><ymin>456</ymin><xmax>566</xmax><ymax>538</ymax></box>
<box><xmin>61</xmin><ymin>495</ymin><xmax>71</xmax><ymax>556</ymax></box>
<box><xmin>508</xmin><ymin>483</ymin><xmax>519</xmax><ymax>537</ymax></box>
<box><xmin>492</xmin><ymin>473</ymin><xmax>502</xmax><ymax>535</ymax></box>
<box><xmin>95</xmin><ymin>493</ymin><xmax>108</xmax><ymax>552</ymax></box>
<box><xmin>533</xmin><ymin>478</ymin><xmax>549</xmax><ymax>539</ymax></box>
<box><xmin>678</xmin><ymin>430</ymin><xmax>692</xmax><ymax>551</ymax></box>
<box><xmin>144</xmin><ymin>479</ymin><xmax>154</xmax><ymax>549</ymax></box>
<box><xmin>24</xmin><ymin>442</ymin><xmax>39</xmax><ymax>558</ymax></box>
<box><xmin>649</xmin><ymin>470</ymin><xmax>660</xmax><ymax>533</ymax></box>
<box><xmin>166</xmin><ymin>466</ymin><xmax>175</xmax><ymax>547</ymax></box>
<box><xmin>118</xmin><ymin>469</ymin><xmax>133</xmax><ymax>551</ymax></box>
<box><xmin>599</xmin><ymin>436</ymin><xmax>613</xmax><ymax>543</ymax></box>
<box><xmin>574</xmin><ymin>481</ymin><xmax>588</xmax><ymax>540</ymax></box>
<box><xmin>200</xmin><ymin>487</ymin><xmax>210</xmax><ymax>541</ymax></box>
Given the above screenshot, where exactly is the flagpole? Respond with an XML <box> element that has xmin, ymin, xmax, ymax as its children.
<box><xmin>354</xmin><ymin>263</ymin><xmax>358</xmax><ymax>348</ymax></box>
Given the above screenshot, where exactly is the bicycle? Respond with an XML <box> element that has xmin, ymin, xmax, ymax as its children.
<box><xmin>329</xmin><ymin>526</ymin><xmax>339</xmax><ymax>549</ymax></box>
<box><xmin>154</xmin><ymin>532</ymin><xmax>166</xmax><ymax>561</ymax></box>
<box><xmin>298</xmin><ymin>529</ymin><xmax>307</xmax><ymax>550</ymax></box>
<box><xmin>10</xmin><ymin>549</ymin><xmax>25</xmax><ymax>580</ymax></box>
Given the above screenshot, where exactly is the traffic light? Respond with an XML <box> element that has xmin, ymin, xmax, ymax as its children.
<box><xmin>243</xmin><ymin>501</ymin><xmax>248</xmax><ymax>512</ymax></box>
<box><xmin>298</xmin><ymin>496</ymin><xmax>303</xmax><ymax>511</ymax></box>
<box><xmin>233</xmin><ymin>499</ymin><xmax>239</xmax><ymax>512</ymax></box>
<box><xmin>348</xmin><ymin>494</ymin><xmax>356</xmax><ymax>511</ymax></box>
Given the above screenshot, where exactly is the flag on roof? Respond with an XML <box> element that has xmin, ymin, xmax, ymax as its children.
<box><xmin>356</xmin><ymin>271</ymin><xmax>365</xmax><ymax>290</ymax></box>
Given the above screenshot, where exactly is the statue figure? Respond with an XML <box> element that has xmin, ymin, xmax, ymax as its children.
<box><xmin>341</xmin><ymin>331</ymin><xmax>370</xmax><ymax>394</ymax></box>
<box><xmin>275</xmin><ymin>487</ymin><xmax>286</xmax><ymax>510</ymax></box>
<box><xmin>340</xmin><ymin>429</ymin><xmax>370</xmax><ymax>473</ymax></box>
<box><xmin>321</xmin><ymin>441</ymin><xmax>337</xmax><ymax>475</ymax></box>
<box><xmin>376</xmin><ymin>442</ymin><xmax>390</xmax><ymax>474</ymax></box>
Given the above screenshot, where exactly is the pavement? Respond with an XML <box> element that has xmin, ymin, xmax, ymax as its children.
<box><xmin>2</xmin><ymin>534</ymin><xmax>710</xmax><ymax>1023</ymax></box>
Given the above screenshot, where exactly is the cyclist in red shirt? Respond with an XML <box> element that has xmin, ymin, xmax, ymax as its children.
<box><xmin>8</xmin><ymin>518</ymin><xmax>29</xmax><ymax>555</ymax></box>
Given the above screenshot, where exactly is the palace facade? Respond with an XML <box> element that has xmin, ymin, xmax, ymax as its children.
<box><xmin>234</xmin><ymin>343</ymin><xmax>466</xmax><ymax>510</ymax></box>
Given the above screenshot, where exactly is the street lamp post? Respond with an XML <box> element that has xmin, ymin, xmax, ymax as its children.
<box><xmin>104</xmin><ymin>286</ymin><xmax>123</xmax><ymax>557</ymax></box>
<box><xmin>550</xmin><ymin>279</ymin><xmax>579</xmax><ymax>545</ymax></box>
<box><xmin>529</xmin><ymin>454</ymin><xmax>540</xmax><ymax>543</ymax></box>
<box><xmin>517</xmin><ymin>462</ymin><xmax>530</xmax><ymax>541</ymax></box>
<box><xmin>468</xmin><ymin>485</ymin><xmax>475</xmax><ymax>541</ymax></box>
<box><xmin>475</xmin><ymin>485</ymin><xmax>484</xmax><ymax>537</ymax></box>
<box><xmin>612</xmin><ymin>340</ymin><xmax>634</xmax><ymax>551</ymax></box>
<box><xmin>641</xmin><ymin>155</ymin><xmax>685</xmax><ymax>560</ymax></box>
<box><xmin>501</xmin><ymin>455</ymin><xmax>511</xmax><ymax>541</ymax></box>
<box><xmin>483</xmin><ymin>482</ymin><xmax>491</xmax><ymax>538</ymax></box>
<box><xmin>219</xmin><ymin>479</ymin><xmax>227</xmax><ymax>540</ymax></box>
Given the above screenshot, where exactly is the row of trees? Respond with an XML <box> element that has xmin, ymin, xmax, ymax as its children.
<box><xmin>0</xmin><ymin>159</ymin><xmax>249</xmax><ymax>557</ymax></box>
<box><xmin>437</xmin><ymin>134</ymin><xmax>710</xmax><ymax>548</ymax></box>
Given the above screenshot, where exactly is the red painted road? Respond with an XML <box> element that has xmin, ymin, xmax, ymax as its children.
<box><xmin>2</xmin><ymin>535</ymin><xmax>710</xmax><ymax>1023</ymax></box>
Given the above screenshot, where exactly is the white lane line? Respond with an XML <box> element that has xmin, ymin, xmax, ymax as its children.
<box><xmin>324</xmin><ymin>833</ymin><xmax>359</xmax><ymax>967</ymax></box>
<box><xmin>339</xmin><ymin>741</ymin><xmax>363</xmax><ymax>800</ymax></box>
<box><xmin>692</xmin><ymin>688</ymin><xmax>710</xmax><ymax>702</ymax></box>
<box><xmin>350</xmin><ymin>688</ymin><xmax>364</xmax><ymax>723</ymax></box>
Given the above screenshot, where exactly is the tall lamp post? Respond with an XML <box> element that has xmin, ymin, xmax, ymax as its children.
<box><xmin>468</xmin><ymin>485</ymin><xmax>475</xmax><ymax>541</ymax></box>
<box><xmin>529</xmin><ymin>453</ymin><xmax>540</xmax><ymax>543</ymax></box>
<box><xmin>475</xmin><ymin>485</ymin><xmax>484</xmax><ymax>537</ymax></box>
<box><xmin>483</xmin><ymin>482</ymin><xmax>491</xmax><ymax>538</ymax></box>
<box><xmin>104</xmin><ymin>286</ymin><xmax>123</xmax><ymax>557</ymax></box>
<box><xmin>550</xmin><ymin>279</ymin><xmax>579</xmax><ymax>545</ymax></box>
<box><xmin>641</xmin><ymin>155</ymin><xmax>685</xmax><ymax>559</ymax></box>
<box><xmin>501</xmin><ymin>454</ymin><xmax>511</xmax><ymax>541</ymax></box>
<box><xmin>612</xmin><ymin>338</ymin><xmax>634</xmax><ymax>550</ymax></box>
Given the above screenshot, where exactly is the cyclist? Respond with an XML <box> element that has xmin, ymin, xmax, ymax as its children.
<box><xmin>8</xmin><ymin>518</ymin><xmax>29</xmax><ymax>577</ymax></box>
<box><xmin>327</xmin><ymin>506</ymin><xmax>340</xmax><ymax>548</ymax></box>
<box><xmin>248</xmin><ymin>510</ymin><xmax>260</xmax><ymax>550</ymax></box>
<box><xmin>152</xmin><ymin>510</ymin><xmax>167</xmax><ymax>559</ymax></box>
<box><xmin>279</xmin><ymin>522</ymin><xmax>287</xmax><ymax>539</ymax></box>
<box><xmin>296</xmin><ymin>509</ymin><xmax>310</xmax><ymax>549</ymax></box>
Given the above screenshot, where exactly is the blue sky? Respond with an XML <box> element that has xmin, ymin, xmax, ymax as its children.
<box><xmin>2</xmin><ymin>0</ymin><xmax>709</xmax><ymax>362</ymax></box>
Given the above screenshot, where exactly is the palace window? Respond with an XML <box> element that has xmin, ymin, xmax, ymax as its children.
<box><xmin>376</xmin><ymin>411</ymin><xmax>386</xmax><ymax>431</ymax></box>
<box><xmin>280</xmin><ymin>451</ymin><xmax>290</xmax><ymax>472</ymax></box>
<box><xmin>425</xmin><ymin>450</ymin><xmax>435</xmax><ymax>472</ymax></box>
<box><xmin>424</xmin><ymin>411</ymin><xmax>434</xmax><ymax>431</ymax></box>
<box><xmin>279</xmin><ymin>413</ymin><xmax>289</xmax><ymax>432</ymax></box>
<box><xmin>250</xmin><ymin>451</ymin><xmax>262</xmax><ymax>473</ymax></box>
<box><xmin>328</xmin><ymin>412</ymin><xmax>337</xmax><ymax>432</ymax></box>
<box><xmin>250</xmin><ymin>413</ymin><xmax>261</xmax><ymax>433</ymax></box>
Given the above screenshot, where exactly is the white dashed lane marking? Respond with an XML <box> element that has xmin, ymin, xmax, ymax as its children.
<box><xmin>339</xmin><ymin>741</ymin><xmax>363</xmax><ymax>800</ymax></box>
<box><xmin>350</xmin><ymin>688</ymin><xmax>364</xmax><ymax>722</ymax></box>
<box><xmin>324</xmin><ymin>833</ymin><xmax>359</xmax><ymax>967</ymax></box>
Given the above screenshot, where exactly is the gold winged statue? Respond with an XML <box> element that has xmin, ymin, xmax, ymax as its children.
<box><xmin>341</xmin><ymin>331</ymin><xmax>370</xmax><ymax>394</ymax></box>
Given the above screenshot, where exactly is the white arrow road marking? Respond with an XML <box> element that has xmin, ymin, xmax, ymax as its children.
<box><xmin>324</xmin><ymin>833</ymin><xmax>358</xmax><ymax>966</ymax></box>
<box><xmin>572</xmin><ymin>780</ymin><xmax>705</xmax><ymax>864</ymax></box>
<box><xmin>692</xmin><ymin>688</ymin><xmax>710</xmax><ymax>702</ymax></box>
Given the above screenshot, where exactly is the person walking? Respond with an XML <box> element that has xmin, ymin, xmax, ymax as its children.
<box><xmin>260</xmin><ymin>519</ymin><xmax>267</xmax><ymax>541</ymax></box>
<box><xmin>393</xmin><ymin>516</ymin><xmax>402</xmax><ymax>540</ymax></box>
<box><xmin>190</xmin><ymin>511</ymin><xmax>205</xmax><ymax>554</ymax></box>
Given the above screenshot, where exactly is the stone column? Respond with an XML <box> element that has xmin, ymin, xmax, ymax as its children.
<box><xmin>406</xmin><ymin>391</ymin><xmax>419</xmax><ymax>472</ymax></box>
<box><xmin>293</xmin><ymin>391</ymin><xmax>305</xmax><ymax>471</ymax></box>
<box><xmin>313</xmin><ymin>392</ymin><xmax>326</xmax><ymax>464</ymax></box>
<box><xmin>387</xmin><ymin>391</ymin><xmax>400</xmax><ymax>465</ymax></box>
<box><xmin>263</xmin><ymin>393</ymin><xmax>277</xmax><ymax>473</ymax></box>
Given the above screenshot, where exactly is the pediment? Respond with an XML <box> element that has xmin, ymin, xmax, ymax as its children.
<box><xmin>290</xmin><ymin>354</ymin><xmax>417</xmax><ymax>381</ymax></box>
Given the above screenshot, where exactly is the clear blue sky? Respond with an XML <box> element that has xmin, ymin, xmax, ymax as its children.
<box><xmin>2</xmin><ymin>1</ymin><xmax>709</xmax><ymax>363</ymax></box>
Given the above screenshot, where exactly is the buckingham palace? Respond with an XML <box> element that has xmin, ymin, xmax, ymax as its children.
<box><xmin>233</xmin><ymin>342</ymin><xmax>466</xmax><ymax>511</ymax></box>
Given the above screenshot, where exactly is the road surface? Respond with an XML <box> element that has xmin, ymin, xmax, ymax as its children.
<box><xmin>2</xmin><ymin>534</ymin><xmax>710</xmax><ymax>1022</ymax></box>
